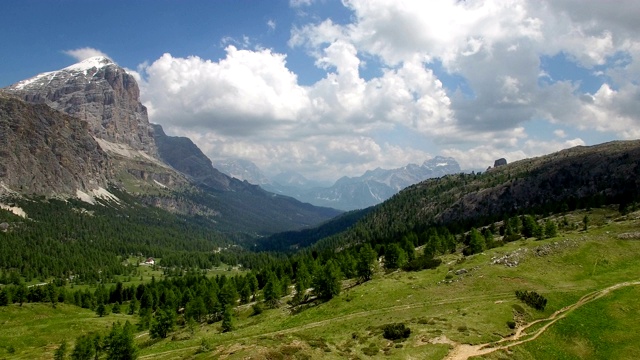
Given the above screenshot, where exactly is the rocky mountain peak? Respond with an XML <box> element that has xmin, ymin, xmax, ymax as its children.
<box><xmin>5</xmin><ymin>57</ymin><xmax>157</xmax><ymax>157</ymax></box>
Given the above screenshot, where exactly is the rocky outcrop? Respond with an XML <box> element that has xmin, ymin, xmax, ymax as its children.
<box><xmin>494</xmin><ymin>158</ymin><xmax>507</xmax><ymax>167</ymax></box>
<box><xmin>0</xmin><ymin>93</ymin><xmax>109</xmax><ymax>195</ymax></box>
<box><xmin>5</xmin><ymin>57</ymin><xmax>157</xmax><ymax>157</ymax></box>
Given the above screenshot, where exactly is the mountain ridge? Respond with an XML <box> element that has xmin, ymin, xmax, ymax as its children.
<box><xmin>1</xmin><ymin>59</ymin><xmax>341</xmax><ymax>235</ymax></box>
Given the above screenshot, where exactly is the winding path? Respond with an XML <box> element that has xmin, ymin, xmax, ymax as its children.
<box><xmin>443</xmin><ymin>280</ymin><xmax>640</xmax><ymax>360</ymax></box>
<box><xmin>139</xmin><ymin>281</ymin><xmax>638</xmax><ymax>359</ymax></box>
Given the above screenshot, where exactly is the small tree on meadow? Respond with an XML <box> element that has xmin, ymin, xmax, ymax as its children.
<box><xmin>356</xmin><ymin>243</ymin><xmax>377</xmax><ymax>282</ymax></box>
<box><xmin>312</xmin><ymin>260</ymin><xmax>342</xmax><ymax>300</ymax></box>
<box><xmin>465</xmin><ymin>228</ymin><xmax>486</xmax><ymax>255</ymax></box>
<box><xmin>221</xmin><ymin>306</ymin><xmax>234</xmax><ymax>333</ymax></box>
<box><xmin>150</xmin><ymin>308</ymin><xmax>175</xmax><ymax>339</ymax></box>
<box><xmin>96</xmin><ymin>303</ymin><xmax>107</xmax><ymax>317</ymax></box>
<box><xmin>544</xmin><ymin>220</ymin><xmax>558</xmax><ymax>238</ymax></box>
<box><xmin>384</xmin><ymin>243</ymin><xmax>407</xmax><ymax>270</ymax></box>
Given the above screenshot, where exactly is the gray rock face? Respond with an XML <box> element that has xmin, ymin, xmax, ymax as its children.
<box><xmin>494</xmin><ymin>158</ymin><xmax>507</xmax><ymax>167</ymax></box>
<box><xmin>0</xmin><ymin>93</ymin><xmax>110</xmax><ymax>195</ymax></box>
<box><xmin>5</xmin><ymin>56</ymin><xmax>157</xmax><ymax>157</ymax></box>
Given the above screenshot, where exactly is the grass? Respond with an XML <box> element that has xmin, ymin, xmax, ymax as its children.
<box><xmin>0</xmin><ymin>303</ymin><xmax>136</xmax><ymax>359</ymax></box>
<box><xmin>2</xmin><ymin>207</ymin><xmax>640</xmax><ymax>359</ymax></box>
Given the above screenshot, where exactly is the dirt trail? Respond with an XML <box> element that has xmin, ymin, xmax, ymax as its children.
<box><xmin>443</xmin><ymin>280</ymin><xmax>640</xmax><ymax>360</ymax></box>
<box><xmin>139</xmin><ymin>282</ymin><xmax>635</xmax><ymax>359</ymax></box>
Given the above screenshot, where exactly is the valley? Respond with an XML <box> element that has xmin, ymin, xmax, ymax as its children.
<box><xmin>1</xmin><ymin>15</ymin><xmax>639</xmax><ymax>359</ymax></box>
<box><xmin>1</xmin><ymin>206</ymin><xmax>639</xmax><ymax>359</ymax></box>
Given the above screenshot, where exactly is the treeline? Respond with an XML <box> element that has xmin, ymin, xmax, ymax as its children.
<box><xmin>0</xmin><ymin>191</ymin><xmax>261</xmax><ymax>281</ymax></box>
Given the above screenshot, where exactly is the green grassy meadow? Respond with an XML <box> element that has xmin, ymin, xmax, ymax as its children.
<box><xmin>2</xmin><ymin>207</ymin><xmax>640</xmax><ymax>359</ymax></box>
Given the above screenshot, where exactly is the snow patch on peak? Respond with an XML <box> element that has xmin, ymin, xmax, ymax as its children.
<box><xmin>12</xmin><ymin>71</ymin><xmax>56</xmax><ymax>90</ymax></box>
<box><xmin>63</xmin><ymin>56</ymin><xmax>116</xmax><ymax>73</ymax></box>
<box><xmin>11</xmin><ymin>57</ymin><xmax>118</xmax><ymax>91</ymax></box>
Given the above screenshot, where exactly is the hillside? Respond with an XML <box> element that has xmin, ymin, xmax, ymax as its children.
<box><xmin>2</xmin><ymin>206</ymin><xmax>639</xmax><ymax>359</ymax></box>
<box><xmin>317</xmin><ymin>140</ymin><xmax>640</xmax><ymax>250</ymax></box>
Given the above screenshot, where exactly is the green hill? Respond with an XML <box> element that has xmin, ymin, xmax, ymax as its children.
<box><xmin>1</xmin><ymin>207</ymin><xmax>639</xmax><ymax>359</ymax></box>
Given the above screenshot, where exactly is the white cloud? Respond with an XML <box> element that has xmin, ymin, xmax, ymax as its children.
<box><xmin>290</xmin><ymin>0</ymin><xmax>314</xmax><ymax>7</ymax></box>
<box><xmin>63</xmin><ymin>47</ymin><xmax>110</xmax><ymax>61</ymax></box>
<box><xmin>139</xmin><ymin>0</ymin><xmax>640</xmax><ymax>180</ymax></box>
<box><xmin>267</xmin><ymin>19</ymin><xmax>276</xmax><ymax>31</ymax></box>
<box><xmin>139</xmin><ymin>43</ymin><xmax>454</xmax><ymax>180</ymax></box>
<box><xmin>554</xmin><ymin>129</ymin><xmax>566</xmax><ymax>138</ymax></box>
<box><xmin>443</xmin><ymin>137</ymin><xmax>585</xmax><ymax>170</ymax></box>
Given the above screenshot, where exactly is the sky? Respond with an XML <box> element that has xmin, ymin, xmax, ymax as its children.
<box><xmin>2</xmin><ymin>0</ymin><xmax>640</xmax><ymax>182</ymax></box>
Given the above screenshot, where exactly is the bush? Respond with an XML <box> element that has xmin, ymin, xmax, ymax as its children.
<box><xmin>506</xmin><ymin>320</ymin><xmax>516</xmax><ymax>329</ymax></box>
<box><xmin>503</xmin><ymin>234</ymin><xmax>522</xmax><ymax>243</ymax></box>
<box><xmin>402</xmin><ymin>256</ymin><xmax>442</xmax><ymax>271</ymax></box>
<box><xmin>251</xmin><ymin>303</ymin><xmax>263</xmax><ymax>316</ymax></box>
<box><xmin>382</xmin><ymin>323</ymin><xmax>411</xmax><ymax>340</ymax></box>
<box><xmin>515</xmin><ymin>290</ymin><xmax>547</xmax><ymax>311</ymax></box>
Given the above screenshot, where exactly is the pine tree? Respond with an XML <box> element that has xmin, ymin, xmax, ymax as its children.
<box><xmin>263</xmin><ymin>274</ymin><xmax>280</xmax><ymax>308</ymax></box>
<box><xmin>466</xmin><ymin>228</ymin><xmax>486</xmax><ymax>255</ymax></box>
<box><xmin>221</xmin><ymin>306</ymin><xmax>234</xmax><ymax>333</ymax></box>
<box><xmin>96</xmin><ymin>303</ymin><xmax>107</xmax><ymax>317</ymax></box>
<box><xmin>105</xmin><ymin>321</ymin><xmax>137</xmax><ymax>360</ymax></box>
<box><xmin>544</xmin><ymin>220</ymin><xmax>558</xmax><ymax>238</ymax></box>
<box><xmin>312</xmin><ymin>260</ymin><xmax>342</xmax><ymax>300</ymax></box>
<box><xmin>71</xmin><ymin>333</ymin><xmax>97</xmax><ymax>360</ymax></box>
<box><xmin>384</xmin><ymin>243</ymin><xmax>407</xmax><ymax>270</ymax></box>
<box><xmin>356</xmin><ymin>244</ymin><xmax>377</xmax><ymax>282</ymax></box>
<box><xmin>150</xmin><ymin>308</ymin><xmax>175</xmax><ymax>339</ymax></box>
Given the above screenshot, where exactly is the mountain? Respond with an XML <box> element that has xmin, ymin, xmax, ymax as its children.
<box><xmin>212</xmin><ymin>155</ymin><xmax>461</xmax><ymax>211</ymax></box>
<box><xmin>0</xmin><ymin>93</ymin><xmax>110</xmax><ymax>196</ymax></box>
<box><xmin>6</xmin><ymin>56</ymin><xmax>157</xmax><ymax>156</ymax></box>
<box><xmin>152</xmin><ymin>124</ymin><xmax>238</xmax><ymax>191</ymax></box>
<box><xmin>2</xmin><ymin>57</ymin><xmax>340</xmax><ymax>235</ymax></box>
<box><xmin>211</xmin><ymin>158</ymin><xmax>271</xmax><ymax>185</ymax></box>
<box><xmin>314</xmin><ymin>140</ymin><xmax>640</xmax><ymax>250</ymax></box>
<box><xmin>151</xmin><ymin>124</ymin><xmax>342</xmax><ymax>234</ymax></box>
<box><xmin>290</xmin><ymin>156</ymin><xmax>461</xmax><ymax>211</ymax></box>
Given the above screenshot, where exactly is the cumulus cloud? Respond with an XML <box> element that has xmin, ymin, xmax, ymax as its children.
<box><xmin>63</xmin><ymin>47</ymin><xmax>110</xmax><ymax>61</ymax></box>
<box><xmin>138</xmin><ymin>44</ymin><xmax>453</xmax><ymax>179</ymax></box>
<box><xmin>139</xmin><ymin>0</ymin><xmax>640</xmax><ymax>180</ymax></box>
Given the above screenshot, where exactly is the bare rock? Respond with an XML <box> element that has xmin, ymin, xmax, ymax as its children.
<box><xmin>5</xmin><ymin>57</ymin><xmax>157</xmax><ymax>157</ymax></box>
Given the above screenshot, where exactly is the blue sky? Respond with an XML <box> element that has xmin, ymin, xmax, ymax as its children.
<box><xmin>2</xmin><ymin>0</ymin><xmax>640</xmax><ymax>181</ymax></box>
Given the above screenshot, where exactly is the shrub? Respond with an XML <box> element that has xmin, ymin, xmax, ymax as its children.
<box><xmin>382</xmin><ymin>323</ymin><xmax>411</xmax><ymax>340</ymax></box>
<box><xmin>506</xmin><ymin>320</ymin><xmax>516</xmax><ymax>329</ymax></box>
<box><xmin>515</xmin><ymin>290</ymin><xmax>547</xmax><ymax>311</ymax></box>
<box><xmin>503</xmin><ymin>234</ymin><xmax>522</xmax><ymax>243</ymax></box>
<box><xmin>402</xmin><ymin>256</ymin><xmax>442</xmax><ymax>271</ymax></box>
<box><xmin>251</xmin><ymin>303</ymin><xmax>263</xmax><ymax>316</ymax></box>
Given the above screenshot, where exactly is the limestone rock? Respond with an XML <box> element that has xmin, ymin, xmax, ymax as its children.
<box><xmin>0</xmin><ymin>94</ymin><xmax>110</xmax><ymax>196</ymax></box>
<box><xmin>5</xmin><ymin>56</ymin><xmax>157</xmax><ymax>157</ymax></box>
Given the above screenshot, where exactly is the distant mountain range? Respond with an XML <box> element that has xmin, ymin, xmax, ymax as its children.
<box><xmin>276</xmin><ymin>140</ymin><xmax>640</xmax><ymax>252</ymax></box>
<box><xmin>214</xmin><ymin>156</ymin><xmax>461</xmax><ymax>211</ymax></box>
<box><xmin>1</xmin><ymin>57</ymin><xmax>340</xmax><ymax>235</ymax></box>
